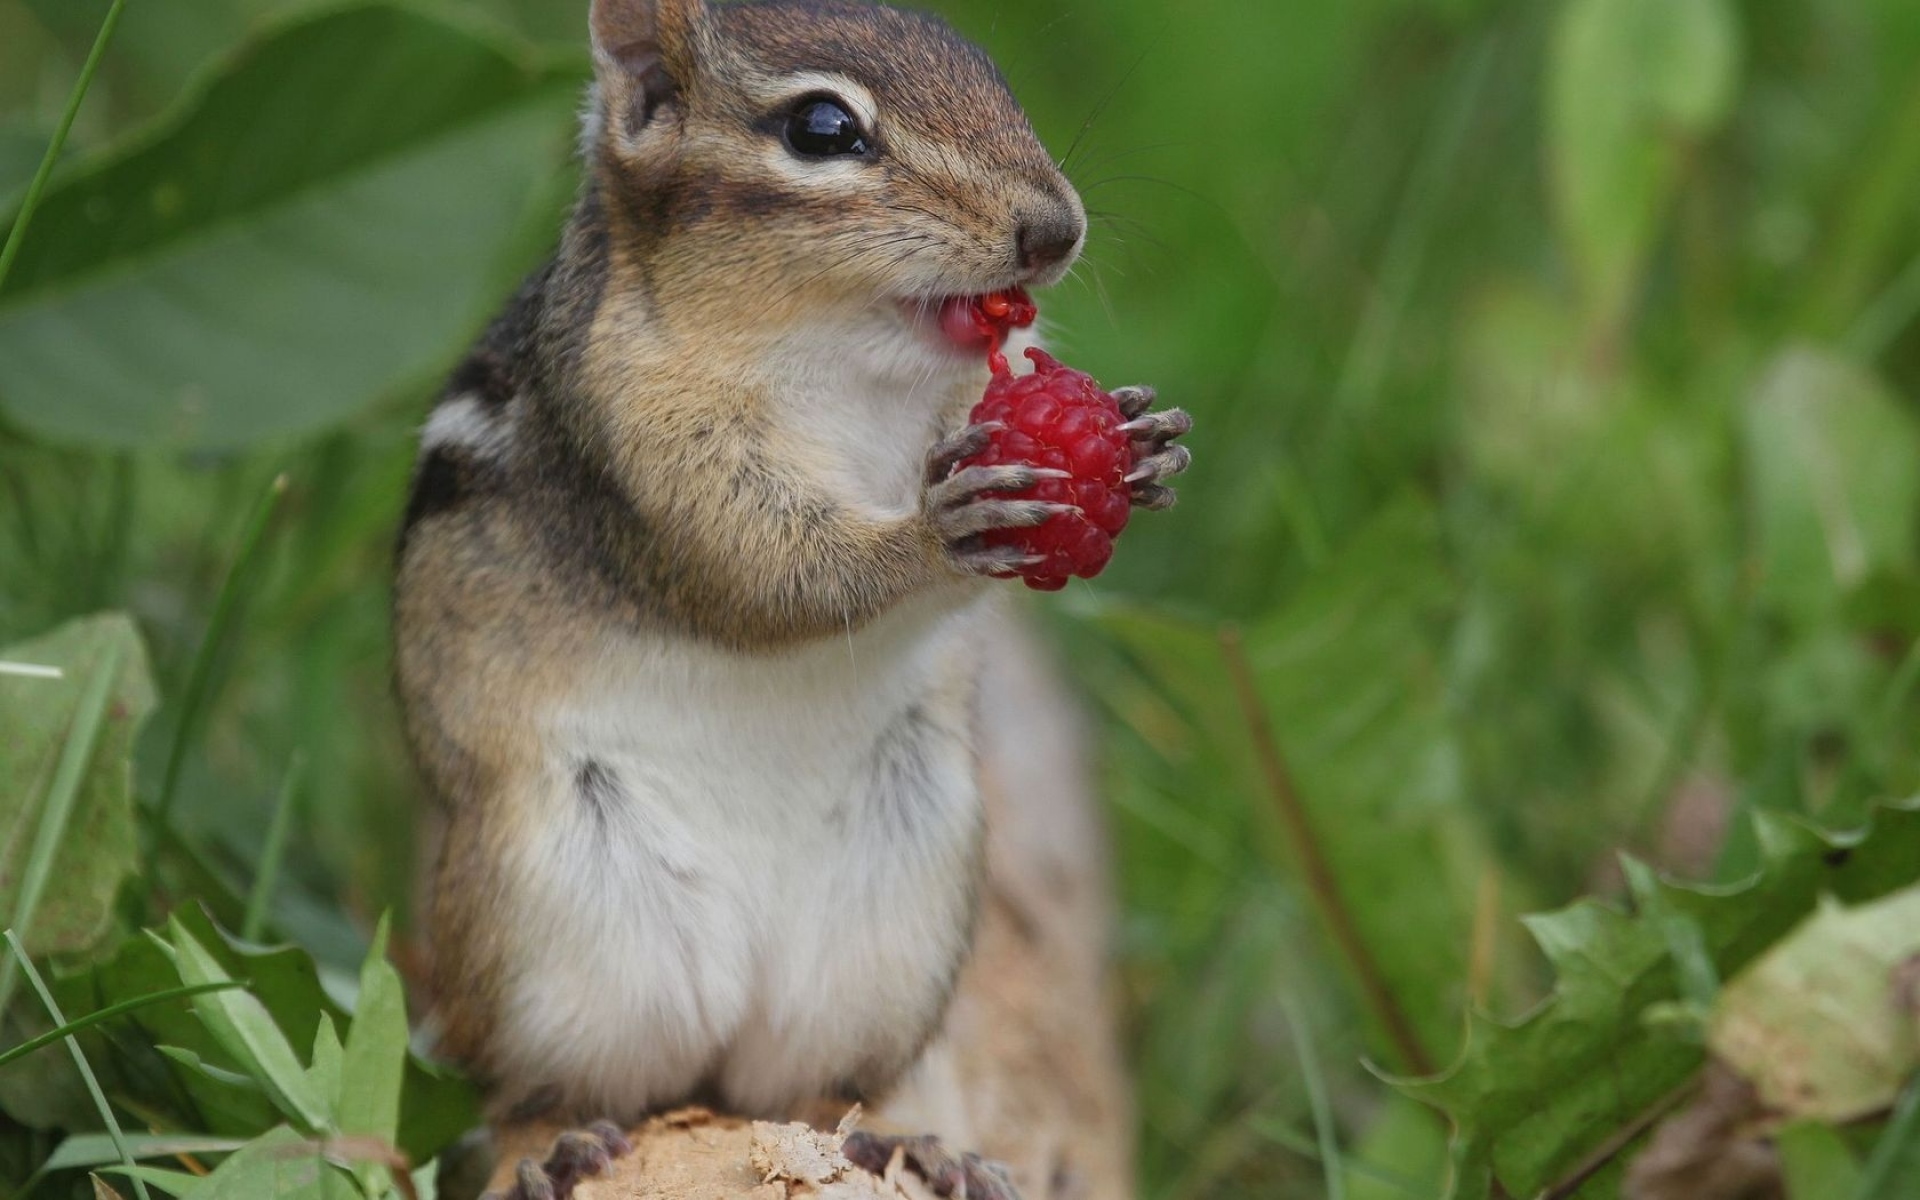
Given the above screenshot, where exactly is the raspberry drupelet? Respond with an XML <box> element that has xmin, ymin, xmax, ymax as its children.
<box><xmin>960</xmin><ymin>347</ymin><xmax>1135</xmax><ymax>591</ymax></box>
<box><xmin>935</xmin><ymin>287</ymin><xmax>1186</xmax><ymax>590</ymax></box>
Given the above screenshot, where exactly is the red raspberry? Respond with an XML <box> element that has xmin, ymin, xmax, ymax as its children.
<box><xmin>938</xmin><ymin>288</ymin><xmax>1038</xmax><ymax>352</ymax></box>
<box><xmin>958</xmin><ymin>347</ymin><xmax>1134</xmax><ymax>591</ymax></box>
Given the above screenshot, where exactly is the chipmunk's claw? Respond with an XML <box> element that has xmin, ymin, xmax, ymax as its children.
<box><xmin>483</xmin><ymin>1121</ymin><xmax>630</xmax><ymax>1200</ymax></box>
<box><xmin>926</xmin><ymin>453</ymin><xmax>1077</xmax><ymax>553</ymax></box>
<box><xmin>1125</xmin><ymin>445</ymin><xmax>1191</xmax><ymax>486</ymax></box>
<box><xmin>1110</xmin><ymin>391</ymin><xmax>1189</xmax><ymax>509</ymax></box>
<box><xmin>1130</xmin><ymin>483</ymin><xmax>1177</xmax><ymax>511</ymax></box>
<box><xmin>843</xmin><ymin>1131</ymin><xmax>1021</xmax><ymax>1200</ymax></box>
<box><xmin>1110</xmin><ymin>385</ymin><xmax>1156</xmax><ymax>420</ymax></box>
<box><xmin>1118</xmin><ymin>407</ymin><xmax>1192</xmax><ymax>443</ymax></box>
<box><xmin>951</xmin><ymin>542</ymin><xmax>1049</xmax><ymax>576</ymax></box>
<box><xmin>926</xmin><ymin>423</ymin><xmax>1002</xmax><ymax>483</ymax></box>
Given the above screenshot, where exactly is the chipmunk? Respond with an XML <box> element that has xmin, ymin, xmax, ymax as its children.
<box><xmin>393</xmin><ymin>1</ymin><xmax>1190</xmax><ymax>1197</ymax></box>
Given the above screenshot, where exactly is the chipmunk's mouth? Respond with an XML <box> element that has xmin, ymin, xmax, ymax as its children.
<box><xmin>903</xmin><ymin>290</ymin><xmax>1038</xmax><ymax>354</ymax></box>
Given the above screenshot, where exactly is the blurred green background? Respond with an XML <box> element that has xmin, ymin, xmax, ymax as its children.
<box><xmin>3</xmin><ymin>0</ymin><xmax>1920</xmax><ymax>1196</ymax></box>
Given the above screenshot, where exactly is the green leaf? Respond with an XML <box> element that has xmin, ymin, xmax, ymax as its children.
<box><xmin>1856</xmin><ymin>1079</ymin><xmax>1920</xmax><ymax>1200</ymax></box>
<box><xmin>1391</xmin><ymin>799</ymin><xmax>1920</xmax><ymax>1199</ymax></box>
<box><xmin>0</xmin><ymin>613</ymin><xmax>154</xmax><ymax>958</ymax></box>
<box><xmin>99</xmin><ymin>1167</ymin><xmax>203</xmax><ymax>1198</ymax></box>
<box><xmin>1743</xmin><ymin>347</ymin><xmax>1920</xmax><ymax>624</ymax></box>
<box><xmin>121</xmin><ymin>1126</ymin><xmax>326</xmax><ymax>1200</ymax></box>
<box><xmin>81</xmin><ymin>907</ymin><xmax>479</xmax><ymax>1160</ymax></box>
<box><xmin>1547</xmin><ymin>0</ymin><xmax>1740</xmax><ymax>324</ymax></box>
<box><xmin>168</xmin><ymin>917</ymin><xmax>333</xmax><ymax>1133</ymax></box>
<box><xmin>306</xmin><ymin>1015</ymin><xmax>342</xmax><ymax>1108</ymax></box>
<box><xmin>1778</xmin><ymin>1122</ymin><xmax>1863</xmax><ymax>1200</ymax></box>
<box><xmin>0</xmin><ymin>2</ymin><xmax>580</xmax><ymax>450</ymax></box>
<box><xmin>46</xmin><ymin>1134</ymin><xmax>249</xmax><ymax>1174</ymax></box>
<box><xmin>339</xmin><ymin>916</ymin><xmax>405</xmax><ymax>1144</ymax></box>
<box><xmin>1639</xmin><ymin>0</ymin><xmax>1741</xmax><ymax>129</ymax></box>
<box><xmin>150</xmin><ymin>1042</ymin><xmax>281</xmax><ymax>1137</ymax></box>
<box><xmin>157</xmin><ymin>1044</ymin><xmax>264</xmax><ymax>1093</ymax></box>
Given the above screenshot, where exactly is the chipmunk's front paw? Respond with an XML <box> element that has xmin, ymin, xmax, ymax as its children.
<box><xmin>924</xmin><ymin>424</ymin><xmax>1076</xmax><ymax>576</ymax></box>
<box><xmin>483</xmin><ymin>1121</ymin><xmax>630</xmax><ymax>1200</ymax></box>
<box><xmin>1112</xmin><ymin>386</ymin><xmax>1192</xmax><ymax>512</ymax></box>
<box><xmin>843</xmin><ymin>1131</ymin><xmax>1021</xmax><ymax>1200</ymax></box>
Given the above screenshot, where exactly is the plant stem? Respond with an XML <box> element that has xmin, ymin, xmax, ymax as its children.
<box><xmin>1217</xmin><ymin>624</ymin><xmax>1438</xmax><ymax>1077</ymax></box>
<box><xmin>0</xmin><ymin>0</ymin><xmax>127</xmax><ymax>292</ymax></box>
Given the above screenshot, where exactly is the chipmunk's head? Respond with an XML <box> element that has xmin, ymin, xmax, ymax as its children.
<box><xmin>583</xmin><ymin>0</ymin><xmax>1084</xmax><ymax>370</ymax></box>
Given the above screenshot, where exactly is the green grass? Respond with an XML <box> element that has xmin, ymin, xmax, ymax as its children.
<box><xmin>3</xmin><ymin>0</ymin><xmax>1920</xmax><ymax>1197</ymax></box>
<box><xmin>5</xmin><ymin>932</ymin><xmax>152</xmax><ymax>1200</ymax></box>
<box><xmin>0</xmin><ymin>0</ymin><xmax>122</xmax><ymax>289</ymax></box>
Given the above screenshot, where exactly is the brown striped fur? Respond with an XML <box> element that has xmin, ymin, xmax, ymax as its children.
<box><xmin>395</xmin><ymin>0</ymin><xmax>1090</xmax><ymax>1104</ymax></box>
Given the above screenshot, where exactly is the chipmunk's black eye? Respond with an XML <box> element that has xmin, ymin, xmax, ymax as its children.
<box><xmin>784</xmin><ymin>97</ymin><xmax>869</xmax><ymax>158</ymax></box>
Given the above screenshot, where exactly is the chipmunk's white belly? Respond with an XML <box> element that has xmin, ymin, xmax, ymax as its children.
<box><xmin>496</xmin><ymin>597</ymin><xmax>988</xmax><ymax>1118</ymax></box>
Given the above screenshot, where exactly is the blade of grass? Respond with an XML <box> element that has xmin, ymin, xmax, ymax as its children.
<box><xmin>1804</xmin><ymin>77</ymin><xmax>1920</xmax><ymax>336</ymax></box>
<box><xmin>153</xmin><ymin>473</ymin><xmax>288</xmax><ymax>830</ymax></box>
<box><xmin>90</xmin><ymin>454</ymin><xmax>137</xmax><ymax>609</ymax></box>
<box><xmin>4</xmin><ymin>931</ymin><xmax>152</xmax><ymax>1200</ymax></box>
<box><xmin>1848</xmin><ymin>250</ymin><xmax>1920</xmax><ymax>364</ymax></box>
<box><xmin>44</xmin><ymin>1133</ymin><xmax>246</xmax><ymax>1172</ymax></box>
<box><xmin>1246</xmin><ymin>1118</ymin><xmax>1430</xmax><ymax>1197</ymax></box>
<box><xmin>242</xmin><ymin>753</ymin><xmax>305</xmax><ymax>942</ymax></box>
<box><xmin>0</xmin><ymin>981</ymin><xmax>244</xmax><ymax>1071</ymax></box>
<box><xmin>1280</xmin><ymin>991</ymin><xmax>1347</xmax><ymax>1200</ymax></box>
<box><xmin>1218</xmin><ymin>624</ymin><xmax>1438</xmax><ymax>1076</ymax></box>
<box><xmin>1331</xmin><ymin>33</ymin><xmax>1496</xmax><ymax>420</ymax></box>
<box><xmin>1854</xmin><ymin>1077</ymin><xmax>1920</xmax><ymax>1200</ymax></box>
<box><xmin>0</xmin><ymin>0</ymin><xmax>126</xmax><ymax>290</ymax></box>
<box><xmin>0</xmin><ymin>637</ymin><xmax>125</xmax><ymax>1016</ymax></box>
<box><xmin>4</xmin><ymin>460</ymin><xmax>46</xmax><ymax>567</ymax></box>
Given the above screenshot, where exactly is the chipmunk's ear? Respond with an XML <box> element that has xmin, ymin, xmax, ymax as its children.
<box><xmin>590</xmin><ymin>0</ymin><xmax>707</xmax><ymax>130</ymax></box>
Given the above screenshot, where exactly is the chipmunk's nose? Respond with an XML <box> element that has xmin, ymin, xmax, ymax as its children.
<box><xmin>1016</xmin><ymin>204</ymin><xmax>1086</xmax><ymax>278</ymax></box>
